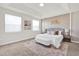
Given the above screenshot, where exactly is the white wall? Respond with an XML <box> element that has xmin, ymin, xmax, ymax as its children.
<box><xmin>0</xmin><ymin>7</ymin><xmax>38</xmax><ymax>32</ymax></box>
<box><xmin>71</xmin><ymin>11</ymin><xmax>79</xmax><ymax>42</ymax></box>
<box><xmin>0</xmin><ymin>7</ymin><xmax>38</xmax><ymax>45</ymax></box>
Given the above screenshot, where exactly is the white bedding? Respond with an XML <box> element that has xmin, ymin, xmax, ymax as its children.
<box><xmin>35</xmin><ymin>34</ymin><xmax>63</xmax><ymax>48</ymax></box>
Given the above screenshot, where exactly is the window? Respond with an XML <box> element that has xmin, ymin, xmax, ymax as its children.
<box><xmin>5</xmin><ymin>14</ymin><xmax>21</xmax><ymax>32</ymax></box>
<box><xmin>32</xmin><ymin>20</ymin><xmax>39</xmax><ymax>31</ymax></box>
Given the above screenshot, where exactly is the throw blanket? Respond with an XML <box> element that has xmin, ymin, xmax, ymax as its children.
<box><xmin>35</xmin><ymin>34</ymin><xmax>63</xmax><ymax>48</ymax></box>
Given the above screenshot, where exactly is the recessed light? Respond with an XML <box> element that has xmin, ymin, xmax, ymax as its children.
<box><xmin>40</xmin><ymin>3</ymin><xmax>44</xmax><ymax>7</ymax></box>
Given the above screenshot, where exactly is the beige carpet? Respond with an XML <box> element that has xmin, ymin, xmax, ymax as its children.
<box><xmin>67</xmin><ymin>42</ymin><xmax>79</xmax><ymax>56</ymax></box>
<box><xmin>0</xmin><ymin>39</ymin><xmax>68</xmax><ymax>56</ymax></box>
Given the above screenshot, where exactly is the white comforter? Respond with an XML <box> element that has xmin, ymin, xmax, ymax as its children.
<box><xmin>35</xmin><ymin>34</ymin><xmax>63</xmax><ymax>48</ymax></box>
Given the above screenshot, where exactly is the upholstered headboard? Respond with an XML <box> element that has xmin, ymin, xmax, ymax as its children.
<box><xmin>45</xmin><ymin>28</ymin><xmax>65</xmax><ymax>35</ymax></box>
<box><xmin>46</xmin><ymin>28</ymin><xmax>64</xmax><ymax>32</ymax></box>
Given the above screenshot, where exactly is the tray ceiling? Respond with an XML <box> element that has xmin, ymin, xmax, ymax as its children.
<box><xmin>0</xmin><ymin>3</ymin><xmax>79</xmax><ymax>19</ymax></box>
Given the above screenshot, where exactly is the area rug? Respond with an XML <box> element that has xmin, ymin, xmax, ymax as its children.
<box><xmin>0</xmin><ymin>39</ymin><xmax>69</xmax><ymax>56</ymax></box>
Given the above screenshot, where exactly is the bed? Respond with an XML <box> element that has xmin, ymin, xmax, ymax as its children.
<box><xmin>35</xmin><ymin>28</ymin><xmax>64</xmax><ymax>48</ymax></box>
<box><xmin>35</xmin><ymin>34</ymin><xmax>63</xmax><ymax>48</ymax></box>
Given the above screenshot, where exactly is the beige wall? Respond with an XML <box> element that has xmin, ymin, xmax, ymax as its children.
<box><xmin>42</xmin><ymin>12</ymin><xmax>79</xmax><ymax>43</ymax></box>
<box><xmin>42</xmin><ymin>14</ymin><xmax>70</xmax><ymax>32</ymax></box>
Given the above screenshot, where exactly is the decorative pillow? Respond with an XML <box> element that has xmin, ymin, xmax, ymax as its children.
<box><xmin>47</xmin><ymin>31</ymin><xmax>51</xmax><ymax>34</ymax></box>
<box><xmin>54</xmin><ymin>31</ymin><xmax>59</xmax><ymax>35</ymax></box>
<box><xmin>51</xmin><ymin>31</ymin><xmax>55</xmax><ymax>35</ymax></box>
<box><xmin>58</xmin><ymin>31</ymin><xmax>62</xmax><ymax>35</ymax></box>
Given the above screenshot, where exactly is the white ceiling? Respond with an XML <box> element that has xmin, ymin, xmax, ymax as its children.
<box><xmin>0</xmin><ymin>3</ymin><xmax>79</xmax><ymax>19</ymax></box>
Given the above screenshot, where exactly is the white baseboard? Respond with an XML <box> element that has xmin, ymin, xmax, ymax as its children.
<box><xmin>0</xmin><ymin>37</ymin><xmax>35</xmax><ymax>46</ymax></box>
<box><xmin>71</xmin><ymin>40</ymin><xmax>79</xmax><ymax>43</ymax></box>
<box><xmin>71</xmin><ymin>34</ymin><xmax>79</xmax><ymax>43</ymax></box>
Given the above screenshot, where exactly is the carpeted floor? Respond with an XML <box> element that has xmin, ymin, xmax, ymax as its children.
<box><xmin>67</xmin><ymin>42</ymin><xmax>79</xmax><ymax>56</ymax></box>
<box><xmin>0</xmin><ymin>39</ymin><xmax>69</xmax><ymax>56</ymax></box>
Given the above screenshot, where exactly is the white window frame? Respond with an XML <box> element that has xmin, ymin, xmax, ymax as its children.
<box><xmin>32</xmin><ymin>20</ymin><xmax>40</xmax><ymax>31</ymax></box>
<box><xmin>5</xmin><ymin>14</ymin><xmax>22</xmax><ymax>32</ymax></box>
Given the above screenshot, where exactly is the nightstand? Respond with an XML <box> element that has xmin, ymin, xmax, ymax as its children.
<box><xmin>63</xmin><ymin>35</ymin><xmax>71</xmax><ymax>42</ymax></box>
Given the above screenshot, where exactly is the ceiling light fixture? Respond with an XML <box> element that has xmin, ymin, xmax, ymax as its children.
<box><xmin>40</xmin><ymin>3</ymin><xmax>44</xmax><ymax>7</ymax></box>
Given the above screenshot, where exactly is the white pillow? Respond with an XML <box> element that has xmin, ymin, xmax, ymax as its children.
<box><xmin>58</xmin><ymin>31</ymin><xmax>62</xmax><ymax>35</ymax></box>
<box><xmin>47</xmin><ymin>31</ymin><xmax>51</xmax><ymax>34</ymax></box>
<box><xmin>51</xmin><ymin>31</ymin><xmax>55</xmax><ymax>35</ymax></box>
